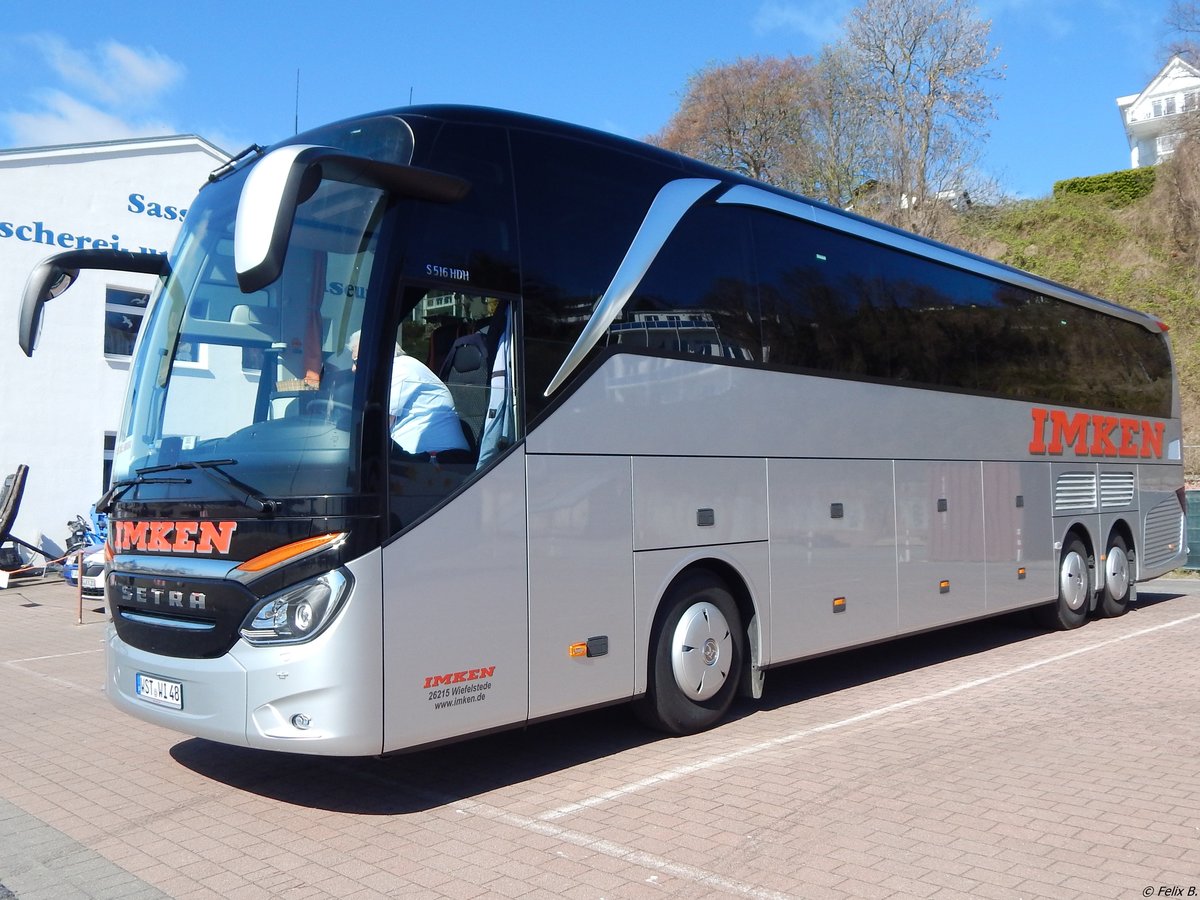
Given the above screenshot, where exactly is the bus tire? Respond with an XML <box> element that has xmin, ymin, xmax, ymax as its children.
<box><xmin>1097</xmin><ymin>533</ymin><xmax>1132</xmax><ymax>618</ymax></box>
<box><xmin>635</xmin><ymin>572</ymin><xmax>743</xmax><ymax>735</ymax></box>
<box><xmin>1037</xmin><ymin>535</ymin><xmax>1090</xmax><ymax>630</ymax></box>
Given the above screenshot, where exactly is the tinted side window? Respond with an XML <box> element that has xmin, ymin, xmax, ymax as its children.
<box><xmin>757</xmin><ymin>214</ymin><xmax>871</xmax><ymax>376</ymax></box>
<box><xmin>1069</xmin><ymin>306</ymin><xmax>1172</xmax><ymax>417</ymax></box>
<box><xmin>616</xmin><ymin>205</ymin><xmax>759</xmax><ymax>362</ymax></box>
<box><xmin>1110</xmin><ymin>319</ymin><xmax>1172</xmax><ymax>417</ymax></box>
<box><xmin>402</xmin><ymin>122</ymin><xmax>520</xmax><ymax>294</ymax></box>
<box><xmin>751</xmin><ymin>210</ymin><xmax>1172</xmax><ymax>416</ymax></box>
<box><xmin>512</xmin><ymin>130</ymin><xmax>682</xmax><ymax>422</ymax></box>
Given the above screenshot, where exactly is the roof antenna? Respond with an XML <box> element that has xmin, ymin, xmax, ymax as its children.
<box><xmin>294</xmin><ymin>69</ymin><xmax>300</xmax><ymax>135</ymax></box>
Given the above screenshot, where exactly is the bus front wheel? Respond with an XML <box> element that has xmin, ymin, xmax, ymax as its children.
<box><xmin>635</xmin><ymin>572</ymin><xmax>744</xmax><ymax>735</ymax></box>
<box><xmin>1037</xmin><ymin>535</ymin><xmax>1091</xmax><ymax>630</ymax></box>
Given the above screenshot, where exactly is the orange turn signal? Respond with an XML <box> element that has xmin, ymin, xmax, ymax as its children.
<box><xmin>237</xmin><ymin>532</ymin><xmax>347</xmax><ymax>573</ymax></box>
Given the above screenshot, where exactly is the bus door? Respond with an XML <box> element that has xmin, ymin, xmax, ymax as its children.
<box><xmin>380</xmin><ymin>290</ymin><xmax>529</xmax><ymax>751</ymax></box>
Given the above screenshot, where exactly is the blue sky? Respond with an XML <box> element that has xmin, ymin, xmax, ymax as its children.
<box><xmin>0</xmin><ymin>0</ymin><xmax>1180</xmax><ymax>198</ymax></box>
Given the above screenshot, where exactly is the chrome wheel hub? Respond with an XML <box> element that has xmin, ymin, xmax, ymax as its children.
<box><xmin>670</xmin><ymin>601</ymin><xmax>733</xmax><ymax>701</ymax></box>
<box><xmin>1106</xmin><ymin>548</ymin><xmax>1129</xmax><ymax>601</ymax></box>
<box><xmin>1060</xmin><ymin>549</ymin><xmax>1089</xmax><ymax>612</ymax></box>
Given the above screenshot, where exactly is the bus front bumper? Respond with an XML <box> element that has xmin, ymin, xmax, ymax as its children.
<box><xmin>105</xmin><ymin>622</ymin><xmax>384</xmax><ymax>756</ymax></box>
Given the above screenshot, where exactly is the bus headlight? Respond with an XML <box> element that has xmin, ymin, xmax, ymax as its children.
<box><xmin>240</xmin><ymin>570</ymin><xmax>352</xmax><ymax>645</ymax></box>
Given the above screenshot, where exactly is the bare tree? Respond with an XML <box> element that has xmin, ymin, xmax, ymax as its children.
<box><xmin>839</xmin><ymin>0</ymin><xmax>1002</xmax><ymax>235</ymax></box>
<box><xmin>809</xmin><ymin>45</ymin><xmax>876</xmax><ymax>208</ymax></box>
<box><xmin>649</xmin><ymin>56</ymin><xmax>822</xmax><ymax>196</ymax></box>
<box><xmin>1166</xmin><ymin>0</ymin><xmax>1200</xmax><ymax>62</ymax></box>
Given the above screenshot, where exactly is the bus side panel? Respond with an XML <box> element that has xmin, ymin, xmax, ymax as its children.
<box><xmin>632</xmin><ymin>543</ymin><xmax>771</xmax><ymax>695</ymax></box>
<box><xmin>628</xmin><ymin>456</ymin><xmax>770</xmax><ymax>683</ymax></box>
<box><xmin>527</xmin><ymin>454</ymin><xmax>635</xmax><ymax>720</ymax></box>
<box><xmin>380</xmin><ymin>450</ymin><xmax>529</xmax><ymax>752</ymax></box>
<box><xmin>983</xmin><ymin>462</ymin><xmax>1056</xmax><ymax>611</ymax></box>
<box><xmin>631</xmin><ymin>456</ymin><xmax>768</xmax><ymax>551</ymax></box>
<box><xmin>896</xmin><ymin>461</ymin><xmax>987</xmax><ymax>631</ymax></box>
<box><xmin>1137</xmin><ymin>462</ymin><xmax>1188</xmax><ymax>579</ymax></box>
<box><xmin>766</xmin><ymin>458</ymin><xmax>900</xmax><ymax>662</ymax></box>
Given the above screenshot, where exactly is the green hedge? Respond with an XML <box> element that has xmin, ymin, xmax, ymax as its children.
<box><xmin>1052</xmin><ymin>168</ymin><xmax>1157</xmax><ymax>207</ymax></box>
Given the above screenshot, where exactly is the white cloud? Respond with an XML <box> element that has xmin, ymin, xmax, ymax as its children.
<box><xmin>100</xmin><ymin>41</ymin><xmax>185</xmax><ymax>102</ymax></box>
<box><xmin>4</xmin><ymin>91</ymin><xmax>176</xmax><ymax>146</ymax></box>
<box><xmin>28</xmin><ymin>35</ymin><xmax>184</xmax><ymax>106</ymax></box>
<box><xmin>2</xmin><ymin>36</ymin><xmax>184</xmax><ymax>146</ymax></box>
<box><xmin>752</xmin><ymin>0</ymin><xmax>852</xmax><ymax>43</ymax></box>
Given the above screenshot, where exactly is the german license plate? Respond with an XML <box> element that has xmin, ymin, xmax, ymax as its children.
<box><xmin>82</xmin><ymin>575</ymin><xmax>101</xmax><ymax>590</ymax></box>
<box><xmin>135</xmin><ymin>673</ymin><xmax>182</xmax><ymax>709</ymax></box>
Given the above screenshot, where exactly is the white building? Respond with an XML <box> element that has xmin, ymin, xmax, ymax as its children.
<box><xmin>1117</xmin><ymin>55</ymin><xmax>1200</xmax><ymax>168</ymax></box>
<box><xmin>0</xmin><ymin>135</ymin><xmax>227</xmax><ymax>561</ymax></box>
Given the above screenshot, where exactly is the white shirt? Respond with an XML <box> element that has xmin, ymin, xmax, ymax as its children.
<box><xmin>389</xmin><ymin>354</ymin><xmax>469</xmax><ymax>454</ymax></box>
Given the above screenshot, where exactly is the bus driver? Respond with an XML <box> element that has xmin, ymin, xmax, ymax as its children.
<box><xmin>349</xmin><ymin>331</ymin><xmax>469</xmax><ymax>456</ymax></box>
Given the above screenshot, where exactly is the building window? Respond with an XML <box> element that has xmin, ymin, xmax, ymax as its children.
<box><xmin>104</xmin><ymin>287</ymin><xmax>149</xmax><ymax>357</ymax></box>
<box><xmin>1186</xmin><ymin>91</ymin><xmax>1199</xmax><ymax>112</ymax></box>
<box><xmin>1153</xmin><ymin>99</ymin><xmax>1164</xmax><ymax>117</ymax></box>
<box><xmin>103</xmin><ymin>432</ymin><xmax>116</xmax><ymax>490</ymax></box>
<box><xmin>1158</xmin><ymin>132</ymin><xmax>1183</xmax><ymax>156</ymax></box>
<box><xmin>1166</xmin><ymin>96</ymin><xmax>1178</xmax><ymax>116</ymax></box>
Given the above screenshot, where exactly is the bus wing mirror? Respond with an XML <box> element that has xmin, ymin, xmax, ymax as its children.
<box><xmin>234</xmin><ymin>144</ymin><xmax>471</xmax><ymax>294</ymax></box>
<box><xmin>18</xmin><ymin>249</ymin><xmax>170</xmax><ymax>357</ymax></box>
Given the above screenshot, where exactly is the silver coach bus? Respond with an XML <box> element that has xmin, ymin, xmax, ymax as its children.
<box><xmin>18</xmin><ymin>106</ymin><xmax>1186</xmax><ymax>755</ymax></box>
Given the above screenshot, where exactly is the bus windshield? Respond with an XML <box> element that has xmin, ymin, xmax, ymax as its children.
<box><xmin>112</xmin><ymin>163</ymin><xmax>386</xmax><ymax>502</ymax></box>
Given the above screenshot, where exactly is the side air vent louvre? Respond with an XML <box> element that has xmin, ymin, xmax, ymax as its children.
<box><xmin>1055</xmin><ymin>472</ymin><xmax>1097</xmax><ymax>513</ymax></box>
<box><xmin>1143</xmin><ymin>498</ymin><xmax>1185</xmax><ymax>570</ymax></box>
<box><xmin>1100</xmin><ymin>472</ymin><xmax>1136</xmax><ymax>509</ymax></box>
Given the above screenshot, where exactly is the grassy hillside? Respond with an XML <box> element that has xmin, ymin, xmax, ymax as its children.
<box><xmin>946</xmin><ymin>178</ymin><xmax>1200</xmax><ymax>481</ymax></box>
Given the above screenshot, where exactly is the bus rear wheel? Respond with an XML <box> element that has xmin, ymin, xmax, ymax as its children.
<box><xmin>1037</xmin><ymin>535</ymin><xmax>1090</xmax><ymax>630</ymax></box>
<box><xmin>1097</xmin><ymin>534</ymin><xmax>1133</xmax><ymax>618</ymax></box>
<box><xmin>635</xmin><ymin>572</ymin><xmax>743</xmax><ymax>735</ymax></box>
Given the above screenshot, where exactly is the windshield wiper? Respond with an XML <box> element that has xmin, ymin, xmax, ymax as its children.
<box><xmin>97</xmin><ymin>474</ymin><xmax>190</xmax><ymax>514</ymax></box>
<box><xmin>137</xmin><ymin>458</ymin><xmax>275</xmax><ymax>515</ymax></box>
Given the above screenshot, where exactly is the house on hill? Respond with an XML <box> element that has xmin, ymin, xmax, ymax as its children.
<box><xmin>1117</xmin><ymin>55</ymin><xmax>1200</xmax><ymax>168</ymax></box>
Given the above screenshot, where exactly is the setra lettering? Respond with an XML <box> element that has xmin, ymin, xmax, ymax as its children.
<box><xmin>121</xmin><ymin>584</ymin><xmax>207</xmax><ymax>610</ymax></box>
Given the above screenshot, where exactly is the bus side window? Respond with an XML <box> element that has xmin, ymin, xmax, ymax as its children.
<box><xmin>512</xmin><ymin>128</ymin><xmax>676</xmax><ymax>425</ymax></box>
<box><xmin>387</xmin><ymin>290</ymin><xmax>517</xmax><ymax>535</ymax></box>
<box><xmin>620</xmin><ymin>204</ymin><xmax>760</xmax><ymax>363</ymax></box>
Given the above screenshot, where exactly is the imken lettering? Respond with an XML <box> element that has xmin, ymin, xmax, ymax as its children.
<box><xmin>113</xmin><ymin>520</ymin><xmax>238</xmax><ymax>555</ymax></box>
<box><xmin>1027</xmin><ymin>407</ymin><xmax>1165</xmax><ymax>458</ymax></box>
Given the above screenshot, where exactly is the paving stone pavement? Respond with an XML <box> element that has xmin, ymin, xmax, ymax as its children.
<box><xmin>1</xmin><ymin>573</ymin><xmax>1198</xmax><ymax>899</ymax></box>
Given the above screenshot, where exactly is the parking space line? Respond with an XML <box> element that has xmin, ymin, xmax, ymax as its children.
<box><xmin>457</xmin><ymin>797</ymin><xmax>797</xmax><ymax>900</ymax></box>
<box><xmin>4</xmin><ymin>648</ymin><xmax>104</xmax><ymax>692</ymax></box>
<box><xmin>5</xmin><ymin>649</ymin><xmax>103</xmax><ymax>664</ymax></box>
<box><xmin>338</xmin><ymin>761</ymin><xmax>797</xmax><ymax>898</ymax></box>
<box><xmin>540</xmin><ymin>610</ymin><xmax>1200</xmax><ymax>823</ymax></box>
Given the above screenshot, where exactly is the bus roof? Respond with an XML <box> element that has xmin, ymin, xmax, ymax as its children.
<box><xmin>289</xmin><ymin>103</ymin><xmax>1165</xmax><ymax>335</ymax></box>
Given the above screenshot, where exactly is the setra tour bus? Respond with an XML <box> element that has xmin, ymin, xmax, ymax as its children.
<box><xmin>17</xmin><ymin>106</ymin><xmax>1187</xmax><ymax>756</ymax></box>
